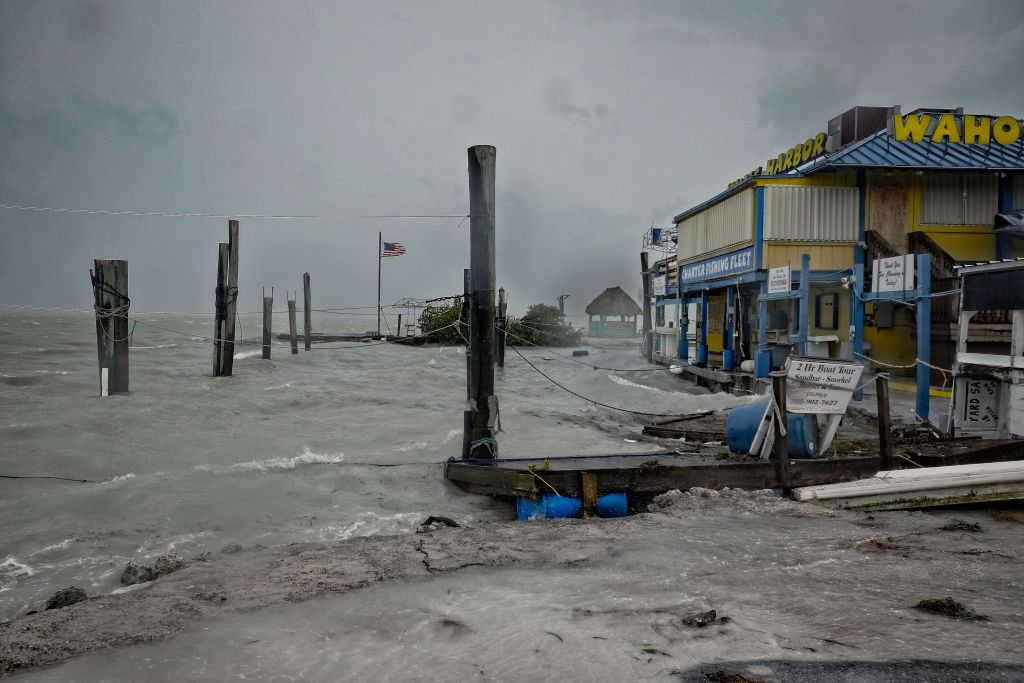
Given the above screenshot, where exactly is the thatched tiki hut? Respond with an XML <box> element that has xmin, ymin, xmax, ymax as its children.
<box><xmin>585</xmin><ymin>287</ymin><xmax>641</xmax><ymax>338</ymax></box>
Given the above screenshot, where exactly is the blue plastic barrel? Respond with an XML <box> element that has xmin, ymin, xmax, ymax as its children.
<box><xmin>726</xmin><ymin>400</ymin><xmax>818</xmax><ymax>458</ymax></box>
<box><xmin>517</xmin><ymin>492</ymin><xmax>628</xmax><ymax>520</ymax></box>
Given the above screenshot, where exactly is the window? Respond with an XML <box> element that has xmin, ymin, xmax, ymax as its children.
<box><xmin>921</xmin><ymin>173</ymin><xmax>998</xmax><ymax>225</ymax></box>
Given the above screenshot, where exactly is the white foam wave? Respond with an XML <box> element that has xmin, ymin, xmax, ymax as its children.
<box><xmin>307</xmin><ymin>511</ymin><xmax>423</xmax><ymax>541</ymax></box>
<box><xmin>607</xmin><ymin>374</ymin><xmax>667</xmax><ymax>393</ymax></box>
<box><xmin>131</xmin><ymin>344</ymin><xmax>178</xmax><ymax>350</ymax></box>
<box><xmin>442</xmin><ymin>429</ymin><xmax>461</xmax><ymax>444</ymax></box>
<box><xmin>102</xmin><ymin>473</ymin><xmax>136</xmax><ymax>485</ymax></box>
<box><xmin>0</xmin><ymin>557</ymin><xmax>37</xmax><ymax>591</ymax></box>
<box><xmin>29</xmin><ymin>538</ymin><xmax>77</xmax><ymax>556</ymax></box>
<box><xmin>233</xmin><ymin>350</ymin><xmax>261</xmax><ymax>360</ymax></box>
<box><xmin>264</xmin><ymin>383</ymin><xmax>293</xmax><ymax>391</ymax></box>
<box><xmin>195</xmin><ymin>447</ymin><xmax>345</xmax><ymax>474</ymax></box>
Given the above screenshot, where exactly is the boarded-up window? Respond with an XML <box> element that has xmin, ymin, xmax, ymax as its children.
<box><xmin>921</xmin><ymin>172</ymin><xmax>998</xmax><ymax>225</ymax></box>
<box><xmin>676</xmin><ymin>190</ymin><xmax>753</xmax><ymax>260</ymax></box>
<box><xmin>762</xmin><ymin>186</ymin><xmax>858</xmax><ymax>242</ymax></box>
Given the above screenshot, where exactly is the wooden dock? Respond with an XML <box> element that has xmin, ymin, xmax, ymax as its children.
<box><xmin>444</xmin><ymin>440</ymin><xmax>1024</xmax><ymax>502</ymax></box>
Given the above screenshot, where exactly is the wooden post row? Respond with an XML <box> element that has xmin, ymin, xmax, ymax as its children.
<box><xmin>288</xmin><ymin>296</ymin><xmax>299</xmax><ymax>355</ymax></box>
<box><xmin>303</xmin><ymin>272</ymin><xmax>311</xmax><ymax>351</ymax></box>
<box><xmin>90</xmin><ymin>259</ymin><xmax>130</xmax><ymax>395</ymax></box>
<box><xmin>262</xmin><ymin>288</ymin><xmax>273</xmax><ymax>360</ymax></box>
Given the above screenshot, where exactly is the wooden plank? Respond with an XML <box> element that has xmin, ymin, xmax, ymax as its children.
<box><xmin>581</xmin><ymin>471</ymin><xmax>598</xmax><ymax>517</ymax></box>
<box><xmin>443</xmin><ymin>463</ymin><xmax>538</xmax><ymax>493</ymax></box>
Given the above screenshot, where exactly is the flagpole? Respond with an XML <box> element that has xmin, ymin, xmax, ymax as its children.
<box><xmin>377</xmin><ymin>231</ymin><xmax>382</xmax><ymax>337</ymax></box>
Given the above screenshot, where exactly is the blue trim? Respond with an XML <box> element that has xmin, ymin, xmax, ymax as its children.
<box><xmin>723</xmin><ymin>286</ymin><xmax>735</xmax><ymax>370</ymax></box>
<box><xmin>756</xmin><ymin>279</ymin><xmax>770</xmax><ymax>378</ymax></box>
<box><xmin>697</xmin><ymin>290</ymin><xmax>709</xmax><ymax>365</ymax></box>
<box><xmin>754</xmin><ymin>186</ymin><xmax>765</xmax><ymax>270</ymax></box>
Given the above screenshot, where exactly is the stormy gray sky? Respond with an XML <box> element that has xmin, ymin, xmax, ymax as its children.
<box><xmin>2</xmin><ymin>1</ymin><xmax>1022</xmax><ymax>316</ymax></box>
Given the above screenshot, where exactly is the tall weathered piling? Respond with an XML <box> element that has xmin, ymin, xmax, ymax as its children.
<box><xmin>465</xmin><ymin>145</ymin><xmax>498</xmax><ymax>459</ymax></box>
<box><xmin>89</xmin><ymin>259</ymin><xmax>130</xmax><ymax>395</ymax></box>
<box><xmin>220</xmin><ymin>220</ymin><xmax>240</xmax><ymax>375</ymax></box>
<box><xmin>262</xmin><ymin>288</ymin><xmax>273</xmax><ymax>360</ymax></box>
<box><xmin>641</xmin><ymin>252</ymin><xmax>653</xmax><ymax>362</ymax></box>
<box><xmin>877</xmin><ymin>375</ymin><xmax>894</xmax><ymax>470</ymax></box>
<box><xmin>288</xmin><ymin>296</ymin><xmax>298</xmax><ymax>355</ymax></box>
<box><xmin>212</xmin><ymin>242</ymin><xmax>229</xmax><ymax>376</ymax></box>
<box><xmin>303</xmin><ymin>272</ymin><xmax>311</xmax><ymax>351</ymax></box>
<box><xmin>496</xmin><ymin>287</ymin><xmax>507</xmax><ymax>368</ymax></box>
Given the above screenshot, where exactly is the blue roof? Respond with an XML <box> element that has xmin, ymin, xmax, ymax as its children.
<box><xmin>802</xmin><ymin>129</ymin><xmax>1024</xmax><ymax>173</ymax></box>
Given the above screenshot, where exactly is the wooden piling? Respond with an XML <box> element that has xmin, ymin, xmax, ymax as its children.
<box><xmin>641</xmin><ymin>252</ymin><xmax>653</xmax><ymax>363</ymax></box>
<box><xmin>288</xmin><ymin>297</ymin><xmax>298</xmax><ymax>355</ymax></box>
<box><xmin>212</xmin><ymin>242</ymin><xmax>229</xmax><ymax>376</ymax></box>
<box><xmin>461</xmin><ymin>267</ymin><xmax>472</xmax><ymax>459</ymax></box>
<box><xmin>397</xmin><ymin>313</ymin><xmax>403</xmax><ymax>338</ymax></box>
<box><xmin>220</xmin><ymin>220</ymin><xmax>240</xmax><ymax>375</ymax></box>
<box><xmin>89</xmin><ymin>259</ymin><xmax>129</xmax><ymax>395</ymax></box>
<box><xmin>581</xmin><ymin>471</ymin><xmax>598</xmax><ymax>518</ymax></box>
<box><xmin>772</xmin><ymin>374</ymin><xmax>790</xmax><ymax>488</ymax></box>
<box><xmin>877</xmin><ymin>375</ymin><xmax>895</xmax><ymax>470</ymax></box>
<box><xmin>497</xmin><ymin>287</ymin><xmax>506</xmax><ymax>368</ymax></box>
<box><xmin>466</xmin><ymin>145</ymin><xmax>498</xmax><ymax>459</ymax></box>
<box><xmin>303</xmin><ymin>272</ymin><xmax>311</xmax><ymax>351</ymax></box>
<box><xmin>262</xmin><ymin>288</ymin><xmax>273</xmax><ymax>360</ymax></box>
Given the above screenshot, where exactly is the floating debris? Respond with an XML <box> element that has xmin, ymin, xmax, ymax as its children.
<box><xmin>914</xmin><ymin>597</ymin><xmax>989</xmax><ymax>621</ymax></box>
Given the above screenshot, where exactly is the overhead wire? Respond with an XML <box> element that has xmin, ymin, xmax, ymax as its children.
<box><xmin>0</xmin><ymin>203</ymin><xmax>473</xmax><ymax>222</ymax></box>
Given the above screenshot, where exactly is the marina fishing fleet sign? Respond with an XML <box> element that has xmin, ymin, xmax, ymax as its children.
<box><xmin>678</xmin><ymin>247</ymin><xmax>754</xmax><ymax>284</ymax></box>
<box><xmin>786</xmin><ymin>357</ymin><xmax>864</xmax><ymax>415</ymax></box>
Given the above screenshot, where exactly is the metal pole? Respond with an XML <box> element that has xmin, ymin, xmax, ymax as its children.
<box><xmin>798</xmin><ymin>253</ymin><xmax>810</xmax><ymax>356</ymax></box>
<box><xmin>467</xmin><ymin>145</ymin><xmax>498</xmax><ymax>458</ymax></box>
<box><xmin>377</xmin><ymin>232</ymin><xmax>382</xmax><ymax>338</ymax></box>
<box><xmin>756</xmin><ymin>280</ymin><xmax>770</xmax><ymax>377</ymax></box>
<box><xmin>852</xmin><ymin>262</ymin><xmax>865</xmax><ymax>400</ymax></box>
<box><xmin>916</xmin><ymin>253</ymin><xmax>932</xmax><ymax>421</ymax></box>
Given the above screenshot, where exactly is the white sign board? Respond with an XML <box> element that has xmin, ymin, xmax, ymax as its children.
<box><xmin>872</xmin><ymin>254</ymin><xmax>915</xmax><ymax>293</ymax></box>
<box><xmin>652</xmin><ymin>276</ymin><xmax>666</xmax><ymax>296</ymax></box>
<box><xmin>767</xmin><ymin>266</ymin><xmax>791</xmax><ymax>295</ymax></box>
<box><xmin>961</xmin><ymin>379</ymin><xmax>999</xmax><ymax>426</ymax></box>
<box><xmin>786</xmin><ymin>357</ymin><xmax>864</xmax><ymax>415</ymax></box>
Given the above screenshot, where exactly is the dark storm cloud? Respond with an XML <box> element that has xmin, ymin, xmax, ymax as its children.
<box><xmin>1</xmin><ymin>0</ymin><xmax>1022</xmax><ymax>313</ymax></box>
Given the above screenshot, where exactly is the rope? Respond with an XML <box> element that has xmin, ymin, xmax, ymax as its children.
<box><xmin>526</xmin><ymin>465</ymin><xmax>561</xmax><ymax>496</ymax></box>
<box><xmin>507</xmin><ymin>344</ymin><xmax>686</xmax><ymax>417</ymax></box>
<box><xmin>503</xmin><ymin>327</ymin><xmax>665</xmax><ymax>373</ymax></box>
<box><xmin>0</xmin><ymin>203</ymin><xmax>473</xmax><ymax>222</ymax></box>
<box><xmin>854</xmin><ymin>351</ymin><xmax>951</xmax><ymax>389</ymax></box>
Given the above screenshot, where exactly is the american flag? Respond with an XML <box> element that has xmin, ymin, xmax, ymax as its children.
<box><xmin>381</xmin><ymin>241</ymin><xmax>406</xmax><ymax>257</ymax></box>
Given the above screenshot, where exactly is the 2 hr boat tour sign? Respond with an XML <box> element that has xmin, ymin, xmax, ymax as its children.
<box><xmin>786</xmin><ymin>357</ymin><xmax>864</xmax><ymax>415</ymax></box>
<box><xmin>678</xmin><ymin>246</ymin><xmax>754</xmax><ymax>284</ymax></box>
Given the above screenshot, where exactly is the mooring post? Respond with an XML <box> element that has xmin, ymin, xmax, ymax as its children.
<box><xmin>461</xmin><ymin>267</ymin><xmax>472</xmax><ymax>459</ymax></box>
<box><xmin>288</xmin><ymin>296</ymin><xmax>298</xmax><ymax>355</ymax></box>
<box><xmin>212</xmin><ymin>242</ymin><xmax>229</xmax><ymax>376</ymax></box>
<box><xmin>877</xmin><ymin>374</ymin><xmax>895</xmax><ymax>470</ymax></box>
<box><xmin>90</xmin><ymin>259</ymin><xmax>130</xmax><ymax>395</ymax></box>
<box><xmin>496</xmin><ymin>287</ymin><xmax>507</xmax><ymax>368</ymax></box>
<box><xmin>466</xmin><ymin>145</ymin><xmax>498</xmax><ymax>459</ymax></box>
<box><xmin>220</xmin><ymin>220</ymin><xmax>240</xmax><ymax>376</ymax></box>
<box><xmin>772</xmin><ymin>374</ymin><xmax>790</xmax><ymax>488</ymax></box>
<box><xmin>397</xmin><ymin>313</ymin><xmax>403</xmax><ymax>338</ymax></box>
<box><xmin>303</xmin><ymin>272</ymin><xmax>311</xmax><ymax>351</ymax></box>
<box><xmin>262</xmin><ymin>288</ymin><xmax>273</xmax><ymax>360</ymax></box>
<box><xmin>641</xmin><ymin>252</ymin><xmax>653</xmax><ymax>362</ymax></box>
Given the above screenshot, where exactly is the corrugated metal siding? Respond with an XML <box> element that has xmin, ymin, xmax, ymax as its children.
<box><xmin>676</xmin><ymin>189</ymin><xmax>752</xmax><ymax>260</ymax></box>
<box><xmin>921</xmin><ymin>173</ymin><xmax>998</xmax><ymax>225</ymax></box>
<box><xmin>762</xmin><ymin>186</ymin><xmax>858</xmax><ymax>241</ymax></box>
<box><xmin>1014</xmin><ymin>175</ymin><xmax>1024</xmax><ymax>210</ymax></box>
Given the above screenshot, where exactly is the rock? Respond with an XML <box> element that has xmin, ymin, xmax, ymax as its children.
<box><xmin>571</xmin><ymin>350</ymin><xmax>589</xmax><ymax>357</ymax></box>
<box><xmin>679</xmin><ymin>609</ymin><xmax>717</xmax><ymax>627</ymax></box>
<box><xmin>192</xmin><ymin>551</ymin><xmax>211</xmax><ymax>563</ymax></box>
<box><xmin>152</xmin><ymin>554</ymin><xmax>187</xmax><ymax>578</ymax></box>
<box><xmin>45</xmin><ymin>586</ymin><xmax>87</xmax><ymax>610</ymax></box>
<box><xmin>416</xmin><ymin>516</ymin><xmax>461</xmax><ymax>533</ymax></box>
<box><xmin>914</xmin><ymin>597</ymin><xmax>989</xmax><ymax>621</ymax></box>
<box><xmin>221</xmin><ymin>543</ymin><xmax>244</xmax><ymax>554</ymax></box>
<box><xmin>120</xmin><ymin>561</ymin><xmax>155</xmax><ymax>586</ymax></box>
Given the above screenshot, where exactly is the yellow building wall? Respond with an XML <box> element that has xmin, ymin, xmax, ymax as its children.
<box><xmin>763</xmin><ymin>244</ymin><xmax>855</xmax><ymax>271</ymax></box>
<box><xmin>906</xmin><ymin>173</ymin><xmax>997</xmax><ymax>261</ymax></box>
<box><xmin>705</xmin><ymin>292</ymin><xmax>727</xmax><ymax>353</ymax></box>
<box><xmin>754</xmin><ymin>171</ymin><xmax>858</xmax><ymax>189</ymax></box>
<box><xmin>862</xmin><ymin>310</ymin><xmax>917</xmax><ymax>368</ymax></box>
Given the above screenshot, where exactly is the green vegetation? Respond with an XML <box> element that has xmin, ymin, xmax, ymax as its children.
<box><xmin>506</xmin><ymin>303</ymin><xmax>582</xmax><ymax>347</ymax></box>
<box><xmin>418</xmin><ymin>299</ymin><xmax>463</xmax><ymax>344</ymax></box>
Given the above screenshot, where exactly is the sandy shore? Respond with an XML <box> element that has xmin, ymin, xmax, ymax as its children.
<box><xmin>3</xmin><ymin>490</ymin><xmax>1024</xmax><ymax>680</ymax></box>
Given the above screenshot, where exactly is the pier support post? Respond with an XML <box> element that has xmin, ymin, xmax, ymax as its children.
<box><xmin>851</xmin><ymin>262</ymin><xmax>865</xmax><ymax>401</ymax></box>
<box><xmin>915</xmin><ymin>253</ymin><xmax>932</xmax><ymax>422</ymax></box>
<box><xmin>213</xmin><ymin>242</ymin><xmax>229</xmax><ymax>376</ymax></box>
<box><xmin>219</xmin><ymin>220</ymin><xmax>240</xmax><ymax>376</ymax></box>
<box><xmin>697</xmin><ymin>290</ymin><xmax>709</xmax><ymax>366</ymax></box>
<box><xmin>756</xmin><ymin>280</ymin><xmax>770</xmax><ymax>377</ymax></box>
<box><xmin>797</xmin><ymin>253</ymin><xmax>810</xmax><ymax>357</ymax></box>
<box><xmin>303</xmin><ymin>272</ymin><xmax>311</xmax><ymax>351</ymax></box>
<box><xmin>678</xmin><ymin>292</ymin><xmax>689</xmax><ymax>363</ymax></box>
<box><xmin>497</xmin><ymin>287</ymin><xmax>507</xmax><ymax>368</ymax></box>
<box><xmin>877</xmin><ymin>374</ymin><xmax>894</xmax><ymax>470</ymax></box>
<box><xmin>772</xmin><ymin>374</ymin><xmax>790</xmax><ymax>488</ymax></box>
<box><xmin>90</xmin><ymin>259</ymin><xmax>130</xmax><ymax>395</ymax></box>
<box><xmin>641</xmin><ymin>252</ymin><xmax>653</xmax><ymax>362</ymax></box>
<box><xmin>466</xmin><ymin>145</ymin><xmax>498</xmax><ymax>459</ymax></box>
<box><xmin>262</xmin><ymin>288</ymin><xmax>273</xmax><ymax>360</ymax></box>
<box><xmin>288</xmin><ymin>296</ymin><xmax>298</xmax><ymax>355</ymax></box>
<box><xmin>723</xmin><ymin>286</ymin><xmax>735</xmax><ymax>371</ymax></box>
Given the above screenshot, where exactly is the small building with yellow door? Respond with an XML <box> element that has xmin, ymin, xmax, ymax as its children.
<box><xmin>645</xmin><ymin>105</ymin><xmax>1024</xmax><ymax>390</ymax></box>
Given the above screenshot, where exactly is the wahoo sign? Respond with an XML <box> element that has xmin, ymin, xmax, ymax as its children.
<box><xmin>678</xmin><ymin>247</ymin><xmax>754</xmax><ymax>284</ymax></box>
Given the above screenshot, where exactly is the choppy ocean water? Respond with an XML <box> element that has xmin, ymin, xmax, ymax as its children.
<box><xmin>0</xmin><ymin>310</ymin><xmax>740</xmax><ymax>620</ymax></box>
